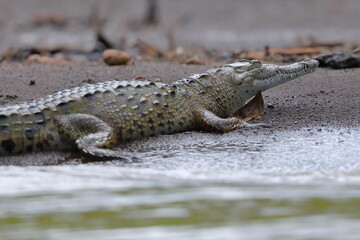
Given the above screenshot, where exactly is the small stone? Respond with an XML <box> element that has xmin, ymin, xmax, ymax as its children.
<box><xmin>29</xmin><ymin>80</ymin><xmax>36</xmax><ymax>86</ymax></box>
<box><xmin>135</xmin><ymin>76</ymin><xmax>146</xmax><ymax>81</ymax></box>
<box><xmin>267</xmin><ymin>104</ymin><xmax>275</xmax><ymax>109</ymax></box>
<box><xmin>103</xmin><ymin>49</ymin><xmax>131</xmax><ymax>66</ymax></box>
<box><xmin>182</xmin><ymin>57</ymin><xmax>205</xmax><ymax>65</ymax></box>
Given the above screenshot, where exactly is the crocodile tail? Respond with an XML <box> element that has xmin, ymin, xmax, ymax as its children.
<box><xmin>0</xmin><ymin>104</ymin><xmax>51</xmax><ymax>155</ymax></box>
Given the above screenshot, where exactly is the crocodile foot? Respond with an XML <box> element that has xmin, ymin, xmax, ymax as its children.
<box><xmin>55</xmin><ymin>113</ymin><xmax>140</xmax><ymax>162</ymax></box>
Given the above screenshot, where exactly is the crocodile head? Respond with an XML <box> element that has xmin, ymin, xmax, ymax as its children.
<box><xmin>228</xmin><ymin>58</ymin><xmax>319</xmax><ymax>98</ymax></box>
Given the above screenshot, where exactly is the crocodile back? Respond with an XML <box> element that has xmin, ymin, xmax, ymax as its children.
<box><xmin>0</xmin><ymin>80</ymin><xmax>196</xmax><ymax>155</ymax></box>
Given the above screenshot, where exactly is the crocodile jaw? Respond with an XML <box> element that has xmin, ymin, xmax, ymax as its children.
<box><xmin>237</xmin><ymin>59</ymin><xmax>319</xmax><ymax>97</ymax></box>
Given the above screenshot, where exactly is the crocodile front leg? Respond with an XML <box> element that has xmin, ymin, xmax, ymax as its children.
<box><xmin>199</xmin><ymin>110</ymin><xmax>270</xmax><ymax>132</ymax></box>
<box><xmin>54</xmin><ymin>114</ymin><xmax>135</xmax><ymax>162</ymax></box>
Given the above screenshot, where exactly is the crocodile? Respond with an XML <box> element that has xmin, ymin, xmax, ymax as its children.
<box><xmin>0</xmin><ymin>59</ymin><xmax>318</xmax><ymax>161</ymax></box>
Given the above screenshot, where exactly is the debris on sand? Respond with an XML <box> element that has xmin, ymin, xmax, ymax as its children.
<box><xmin>268</xmin><ymin>47</ymin><xmax>322</xmax><ymax>56</ymax></box>
<box><xmin>27</xmin><ymin>54</ymin><xmax>69</xmax><ymax>65</ymax></box>
<box><xmin>2</xmin><ymin>8</ymin><xmax>360</xmax><ymax>70</ymax></box>
<box><xmin>0</xmin><ymin>95</ymin><xmax>18</xmax><ymax>105</ymax></box>
<box><xmin>2</xmin><ymin>47</ymin><xmax>43</xmax><ymax>61</ymax></box>
<box><xmin>314</xmin><ymin>51</ymin><xmax>360</xmax><ymax>69</ymax></box>
<box><xmin>134</xmin><ymin>39</ymin><xmax>163</xmax><ymax>58</ymax></box>
<box><xmin>234</xmin><ymin>46</ymin><xmax>324</xmax><ymax>63</ymax></box>
<box><xmin>102</xmin><ymin>49</ymin><xmax>132</xmax><ymax>66</ymax></box>
<box><xmin>182</xmin><ymin>57</ymin><xmax>206</xmax><ymax>65</ymax></box>
<box><xmin>29</xmin><ymin>80</ymin><xmax>36</xmax><ymax>86</ymax></box>
<box><xmin>134</xmin><ymin>76</ymin><xmax>146</xmax><ymax>81</ymax></box>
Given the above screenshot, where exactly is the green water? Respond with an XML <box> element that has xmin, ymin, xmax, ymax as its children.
<box><xmin>1</xmin><ymin>179</ymin><xmax>360</xmax><ymax>240</ymax></box>
<box><xmin>1</xmin><ymin>128</ymin><xmax>360</xmax><ymax>240</ymax></box>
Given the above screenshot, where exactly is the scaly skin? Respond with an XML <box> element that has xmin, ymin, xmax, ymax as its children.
<box><xmin>0</xmin><ymin>59</ymin><xmax>318</xmax><ymax>160</ymax></box>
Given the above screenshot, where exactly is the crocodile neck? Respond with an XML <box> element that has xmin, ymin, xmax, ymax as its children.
<box><xmin>173</xmin><ymin>67</ymin><xmax>246</xmax><ymax>118</ymax></box>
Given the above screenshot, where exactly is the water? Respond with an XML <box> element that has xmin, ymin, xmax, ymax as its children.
<box><xmin>1</xmin><ymin>128</ymin><xmax>360</xmax><ymax>240</ymax></box>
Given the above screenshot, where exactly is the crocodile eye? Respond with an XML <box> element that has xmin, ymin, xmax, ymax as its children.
<box><xmin>249</xmin><ymin>60</ymin><xmax>261</xmax><ymax>68</ymax></box>
<box><xmin>227</xmin><ymin>61</ymin><xmax>251</xmax><ymax>72</ymax></box>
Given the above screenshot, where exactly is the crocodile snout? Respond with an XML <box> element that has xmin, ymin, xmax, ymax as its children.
<box><xmin>301</xmin><ymin>59</ymin><xmax>319</xmax><ymax>70</ymax></box>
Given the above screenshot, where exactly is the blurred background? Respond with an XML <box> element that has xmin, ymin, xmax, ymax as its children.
<box><xmin>0</xmin><ymin>0</ymin><xmax>359</xmax><ymax>52</ymax></box>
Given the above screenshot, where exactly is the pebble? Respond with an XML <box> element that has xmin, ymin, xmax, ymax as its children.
<box><xmin>182</xmin><ymin>57</ymin><xmax>205</xmax><ymax>65</ymax></box>
<box><xmin>102</xmin><ymin>49</ymin><xmax>131</xmax><ymax>66</ymax></box>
